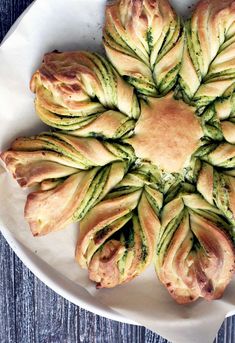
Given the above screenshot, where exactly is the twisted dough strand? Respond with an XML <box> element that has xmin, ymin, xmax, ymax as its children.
<box><xmin>156</xmin><ymin>193</ymin><xmax>235</xmax><ymax>303</ymax></box>
<box><xmin>1</xmin><ymin>132</ymin><xmax>135</xmax><ymax>236</ymax></box>
<box><xmin>103</xmin><ymin>0</ymin><xmax>184</xmax><ymax>95</ymax></box>
<box><xmin>179</xmin><ymin>0</ymin><xmax>235</xmax><ymax>108</ymax></box>
<box><xmin>76</xmin><ymin>166</ymin><xmax>162</xmax><ymax>287</ymax></box>
<box><xmin>31</xmin><ymin>51</ymin><xmax>140</xmax><ymax>131</ymax></box>
<box><xmin>197</xmin><ymin>162</ymin><xmax>235</xmax><ymax>226</ymax></box>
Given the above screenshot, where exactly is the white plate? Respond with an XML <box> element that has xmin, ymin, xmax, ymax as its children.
<box><xmin>0</xmin><ymin>1</ymin><xmax>235</xmax><ymax>343</ymax></box>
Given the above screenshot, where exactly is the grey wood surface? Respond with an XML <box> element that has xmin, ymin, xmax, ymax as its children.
<box><xmin>0</xmin><ymin>1</ymin><xmax>235</xmax><ymax>342</ymax></box>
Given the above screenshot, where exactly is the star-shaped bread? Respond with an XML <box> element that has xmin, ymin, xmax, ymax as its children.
<box><xmin>2</xmin><ymin>0</ymin><xmax>235</xmax><ymax>304</ymax></box>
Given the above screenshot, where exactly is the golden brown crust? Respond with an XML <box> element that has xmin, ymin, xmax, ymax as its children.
<box><xmin>76</xmin><ymin>191</ymin><xmax>142</xmax><ymax>267</ymax></box>
<box><xmin>138</xmin><ymin>193</ymin><xmax>161</xmax><ymax>264</ymax></box>
<box><xmin>197</xmin><ymin>162</ymin><xmax>214</xmax><ymax>205</ymax></box>
<box><xmin>88</xmin><ymin>240</ymin><xmax>126</xmax><ymax>288</ymax></box>
<box><xmin>221</xmin><ymin>121</ymin><xmax>235</xmax><ymax>144</ymax></box>
<box><xmin>103</xmin><ymin>0</ymin><xmax>183</xmax><ymax>95</ymax></box>
<box><xmin>70</xmin><ymin>110</ymin><xmax>131</xmax><ymax>138</ymax></box>
<box><xmin>25</xmin><ymin>171</ymin><xmax>93</xmax><ymax>236</ymax></box>
<box><xmin>227</xmin><ymin>176</ymin><xmax>235</xmax><ymax>215</ymax></box>
<box><xmin>208</xmin><ymin>143</ymin><xmax>235</xmax><ymax>165</ymax></box>
<box><xmin>158</xmin><ymin>211</ymin><xmax>235</xmax><ymax>304</ymax></box>
<box><xmin>31</xmin><ymin>51</ymin><xmax>139</xmax><ymax>123</ymax></box>
<box><xmin>128</xmin><ymin>93</ymin><xmax>203</xmax><ymax>172</ymax></box>
<box><xmin>75</xmin><ymin>181</ymin><xmax>161</xmax><ymax>288</ymax></box>
<box><xmin>180</xmin><ymin>0</ymin><xmax>235</xmax><ymax>103</ymax></box>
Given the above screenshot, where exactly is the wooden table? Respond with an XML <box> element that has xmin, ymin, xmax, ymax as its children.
<box><xmin>0</xmin><ymin>1</ymin><xmax>235</xmax><ymax>342</ymax></box>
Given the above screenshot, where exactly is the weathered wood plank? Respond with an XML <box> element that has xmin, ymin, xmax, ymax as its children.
<box><xmin>14</xmin><ymin>254</ymin><xmax>35</xmax><ymax>343</ymax></box>
<box><xmin>0</xmin><ymin>235</ymin><xmax>16</xmax><ymax>343</ymax></box>
<box><xmin>0</xmin><ymin>0</ymin><xmax>33</xmax><ymax>39</ymax></box>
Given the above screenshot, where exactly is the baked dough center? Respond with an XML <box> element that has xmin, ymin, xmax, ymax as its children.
<box><xmin>128</xmin><ymin>93</ymin><xmax>203</xmax><ymax>173</ymax></box>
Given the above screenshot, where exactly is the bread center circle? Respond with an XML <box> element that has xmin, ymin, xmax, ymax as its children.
<box><xmin>127</xmin><ymin>93</ymin><xmax>203</xmax><ymax>173</ymax></box>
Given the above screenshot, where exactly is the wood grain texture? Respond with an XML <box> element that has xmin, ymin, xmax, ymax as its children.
<box><xmin>0</xmin><ymin>1</ymin><xmax>235</xmax><ymax>343</ymax></box>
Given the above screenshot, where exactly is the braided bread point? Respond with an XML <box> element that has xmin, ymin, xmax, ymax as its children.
<box><xmin>156</xmin><ymin>193</ymin><xmax>235</xmax><ymax>304</ymax></box>
<box><xmin>179</xmin><ymin>0</ymin><xmax>235</xmax><ymax>108</ymax></box>
<box><xmin>197</xmin><ymin>162</ymin><xmax>235</xmax><ymax>226</ymax></box>
<box><xmin>196</xmin><ymin>141</ymin><xmax>235</xmax><ymax>169</ymax></box>
<box><xmin>1</xmin><ymin>131</ymin><xmax>136</xmax><ymax>236</ymax></box>
<box><xmin>31</xmin><ymin>51</ymin><xmax>140</xmax><ymax>131</ymax></box>
<box><xmin>103</xmin><ymin>0</ymin><xmax>184</xmax><ymax>96</ymax></box>
<box><xmin>25</xmin><ymin>161</ymin><xmax>127</xmax><ymax>236</ymax></box>
<box><xmin>76</xmin><ymin>167</ymin><xmax>162</xmax><ymax>287</ymax></box>
<box><xmin>1</xmin><ymin>132</ymin><xmax>135</xmax><ymax>187</ymax></box>
<box><xmin>212</xmin><ymin>92</ymin><xmax>235</xmax><ymax>143</ymax></box>
<box><xmin>62</xmin><ymin>110</ymin><xmax>136</xmax><ymax>139</ymax></box>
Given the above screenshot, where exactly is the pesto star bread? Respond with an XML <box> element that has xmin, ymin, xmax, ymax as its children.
<box><xmin>1</xmin><ymin>0</ymin><xmax>235</xmax><ymax>304</ymax></box>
